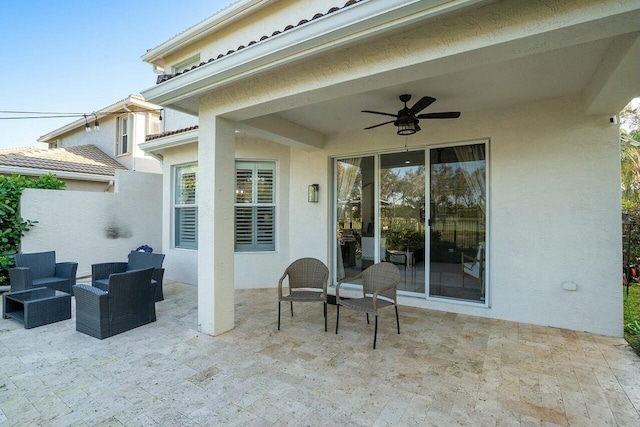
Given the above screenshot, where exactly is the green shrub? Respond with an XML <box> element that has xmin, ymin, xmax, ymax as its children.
<box><xmin>622</xmin><ymin>200</ymin><xmax>640</xmax><ymax>262</ymax></box>
<box><xmin>0</xmin><ymin>174</ymin><xmax>65</xmax><ymax>284</ymax></box>
<box><xmin>630</xmin><ymin>335</ymin><xmax>640</xmax><ymax>357</ymax></box>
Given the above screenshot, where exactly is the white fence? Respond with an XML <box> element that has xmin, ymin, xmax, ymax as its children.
<box><xmin>20</xmin><ymin>170</ymin><xmax>162</xmax><ymax>277</ymax></box>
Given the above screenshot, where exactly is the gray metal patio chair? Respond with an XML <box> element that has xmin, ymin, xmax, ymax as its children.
<box><xmin>92</xmin><ymin>251</ymin><xmax>165</xmax><ymax>301</ymax></box>
<box><xmin>335</xmin><ymin>262</ymin><xmax>401</xmax><ymax>349</ymax></box>
<box><xmin>74</xmin><ymin>268</ymin><xmax>156</xmax><ymax>339</ymax></box>
<box><xmin>9</xmin><ymin>251</ymin><xmax>78</xmax><ymax>294</ymax></box>
<box><xmin>277</xmin><ymin>257</ymin><xmax>329</xmax><ymax>332</ymax></box>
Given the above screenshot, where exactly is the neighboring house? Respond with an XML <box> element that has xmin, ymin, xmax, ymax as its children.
<box><xmin>139</xmin><ymin>0</ymin><xmax>640</xmax><ymax>338</ymax></box>
<box><xmin>0</xmin><ymin>145</ymin><xmax>127</xmax><ymax>192</ymax></box>
<box><xmin>38</xmin><ymin>94</ymin><xmax>164</xmax><ymax>174</ymax></box>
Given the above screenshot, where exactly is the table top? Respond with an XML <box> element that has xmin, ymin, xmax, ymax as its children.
<box><xmin>5</xmin><ymin>287</ymin><xmax>61</xmax><ymax>303</ymax></box>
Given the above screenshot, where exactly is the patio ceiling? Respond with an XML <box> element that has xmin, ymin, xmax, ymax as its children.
<box><xmin>274</xmin><ymin>37</ymin><xmax>618</xmax><ymax>135</ymax></box>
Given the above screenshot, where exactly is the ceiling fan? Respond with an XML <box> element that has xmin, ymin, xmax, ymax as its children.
<box><xmin>362</xmin><ymin>94</ymin><xmax>460</xmax><ymax>135</ymax></box>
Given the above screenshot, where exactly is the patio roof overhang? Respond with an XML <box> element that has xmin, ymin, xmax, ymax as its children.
<box><xmin>141</xmin><ymin>0</ymin><xmax>640</xmax><ymax>150</ymax></box>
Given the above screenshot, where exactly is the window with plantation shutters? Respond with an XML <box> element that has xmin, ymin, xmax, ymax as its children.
<box><xmin>174</xmin><ymin>164</ymin><xmax>197</xmax><ymax>249</ymax></box>
<box><xmin>235</xmin><ymin>161</ymin><xmax>276</xmax><ymax>252</ymax></box>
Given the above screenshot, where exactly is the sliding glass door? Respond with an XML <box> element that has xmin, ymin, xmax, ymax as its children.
<box><xmin>380</xmin><ymin>151</ymin><xmax>426</xmax><ymax>294</ymax></box>
<box><xmin>333</xmin><ymin>141</ymin><xmax>487</xmax><ymax>303</ymax></box>
<box><xmin>335</xmin><ymin>151</ymin><xmax>426</xmax><ymax>296</ymax></box>
<box><xmin>428</xmin><ymin>143</ymin><xmax>486</xmax><ymax>302</ymax></box>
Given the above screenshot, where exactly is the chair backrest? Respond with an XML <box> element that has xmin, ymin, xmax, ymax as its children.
<box><xmin>108</xmin><ymin>268</ymin><xmax>155</xmax><ymax>312</ymax></box>
<box><xmin>470</xmin><ymin>242</ymin><xmax>485</xmax><ymax>269</ymax></box>
<box><xmin>127</xmin><ymin>251</ymin><xmax>165</xmax><ymax>271</ymax></box>
<box><xmin>285</xmin><ymin>258</ymin><xmax>329</xmax><ymax>290</ymax></box>
<box><xmin>361</xmin><ymin>262</ymin><xmax>401</xmax><ymax>299</ymax></box>
<box><xmin>14</xmin><ymin>251</ymin><xmax>56</xmax><ymax>279</ymax></box>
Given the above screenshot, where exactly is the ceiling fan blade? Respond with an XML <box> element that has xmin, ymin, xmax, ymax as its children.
<box><xmin>417</xmin><ymin>112</ymin><xmax>461</xmax><ymax>119</ymax></box>
<box><xmin>408</xmin><ymin>96</ymin><xmax>436</xmax><ymax>115</ymax></box>
<box><xmin>361</xmin><ymin>110</ymin><xmax>398</xmax><ymax>118</ymax></box>
<box><xmin>364</xmin><ymin>120</ymin><xmax>395</xmax><ymax>130</ymax></box>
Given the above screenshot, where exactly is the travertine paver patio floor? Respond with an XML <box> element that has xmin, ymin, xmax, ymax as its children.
<box><xmin>1</xmin><ymin>281</ymin><xmax>639</xmax><ymax>426</ymax></box>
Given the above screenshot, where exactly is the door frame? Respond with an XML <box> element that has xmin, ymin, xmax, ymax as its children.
<box><xmin>425</xmin><ymin>138</ymin><xmax>490</xmax><ymax>307</ymax></box>
<box><xmin>330</xmin><ymin>138</ymin><xmax>490</xmax><ymax>307</ymax></box>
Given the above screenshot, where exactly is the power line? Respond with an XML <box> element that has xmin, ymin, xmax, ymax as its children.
<box><xmin>0</xmin><ymin>115</ymin><xmax>83</xmax><ymax>120</ymax></box>
<box><xmin>0</xmin><ymin>109</ymin><xmax>164</xmax><ymax>120</ymax></box>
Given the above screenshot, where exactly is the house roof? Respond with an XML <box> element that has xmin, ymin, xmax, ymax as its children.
<box><xmin>151</xmin><ymin>0</ymin><xmax>360</xmax><ymax>85</ymax></box>
<box><xmin>145</xmin><ymin>125</ymin><xmax>199</xmax><ymax>142</ymax></box>
<box><xmin>37</xmin><ymin>94</ymin><xmax>161</xmax><ymax>143</ymax></box>
<box><xmin>0</xmin><ymin>145</ymin><xmax>127</xmax><ymax>177</ymax></box>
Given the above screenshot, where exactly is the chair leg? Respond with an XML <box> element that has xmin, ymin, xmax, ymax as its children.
<box><xmin>324</xmin><ymin>303</ymin><xmax>327</xmax><ymax>332</ymax></box>
<box><xmin>395</xmin><ymin>305</ymin><xmax>400</xmax><ymax>334</ymax></box>
<box><xmin>335</xmin><ymin>305</ymin><xmax>340</xmax><ymax>334</ymax></box>
<box><xmin>290</xmin><ymin>301</ymin><xmax>293</xmax><ymax>317</ymax></box>
<box><xmin>373</xmin><ymin>315</ymin><xmax>378</xmax><ymax>349</ymax></box>
<box><xmin>277</xmin><ymin>301</ymin><xmax>281</xmax><ymax>330</ymax></box>
<box><xmin>366</xmin><ymin>313</ymin><xmax>369</xmax><ymax>324</ymax></box>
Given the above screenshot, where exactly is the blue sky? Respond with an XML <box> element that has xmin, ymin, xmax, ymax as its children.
<box><xmin>0</xmin><ymin>0</ymin><xmax>232</xmax><ymax>150</ymax></box>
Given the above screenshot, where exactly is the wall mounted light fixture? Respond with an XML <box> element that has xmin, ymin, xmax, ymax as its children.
<box><xmin>308</xmin><ymin>184</ymin><xmax>319</xmax><ymax>203</ymax></box>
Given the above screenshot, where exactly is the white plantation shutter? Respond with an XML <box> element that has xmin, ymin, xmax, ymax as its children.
<box><xmin>235</xmin><ymin>161</ymin><xmax>276</xmax><ymax>251</ymax></box>
<box><xmin>175</xmin><ymin>165</ymin><xmax>198</xmax><ymax>249</ymax></box>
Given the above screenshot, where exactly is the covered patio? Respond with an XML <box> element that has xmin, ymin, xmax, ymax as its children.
<box><xmin>1</xmin><ymin>281</ymin><xmax>639</xmax><ymax>426</ymax></box>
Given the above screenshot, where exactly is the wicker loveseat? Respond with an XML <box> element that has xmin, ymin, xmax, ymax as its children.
<box><xmin>74</xmin><ymin>268</ymin><xmax>156</xmax><ymax>339</ymax></box>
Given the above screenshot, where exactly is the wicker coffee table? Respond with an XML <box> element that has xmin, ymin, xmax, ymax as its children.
<box><xmin>3</xmin><ymin>287</ymin><xmax>71</xmax><ymax>329</ymax></box>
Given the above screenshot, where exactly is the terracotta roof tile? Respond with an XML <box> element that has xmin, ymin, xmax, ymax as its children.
<box><xmin>0</xmin><ymin>145</ymin><xmax>127</xmax><ymax>176</ymax></box>
<box><xmin>156</xmin><ymin>0</ymin><xmax>362</xmax><ymax>85</ymax></box>
<box><xmin>145</xmin><ymin>125</ymin><xmax>199</xmax><ymax>141</ymax></box>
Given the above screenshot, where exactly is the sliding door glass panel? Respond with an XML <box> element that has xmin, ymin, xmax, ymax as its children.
<box><xmin>380</xmin><ymin>150</ymin><xmax>426</xmax><ymax>295</ymax></box>
<box><xmin>336</xmin><ymin>156</ymin><xmax>374</xmax><ymax>281</ymax></box>
<box><xmin>429</xmin><ymin>143</ymin><xmax>486</xmax><ymax>302</ymax></box>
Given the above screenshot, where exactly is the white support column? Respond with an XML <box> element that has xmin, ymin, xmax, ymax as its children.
<box><xmin>197</xmin><ymin>114</ymin><xmax>235</xmax><ymax>335</ymax></box>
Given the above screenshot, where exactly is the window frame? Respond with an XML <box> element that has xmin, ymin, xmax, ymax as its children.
<box><xmin>116</xmin><ymin>114</ymin><xmax>130</xmax><ymax>156</ymax></box>
<box><xmin>234</xmin><ymin>160</ymin><xmax>277</xmax><ymax>253</ymax></box>
<box><xmin>173</xmin><ymin>163</ymin><xmax>198</xmax><ymax>250</ymax></box>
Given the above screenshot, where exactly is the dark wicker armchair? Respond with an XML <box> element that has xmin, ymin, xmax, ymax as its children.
<box><xmin>9</xmin><ymin>251</ymin><xmax>78</xmax><ymax>294</ymax></box>
<box><xmin>92</xmin><ymin>251</ymin><xmax>165</xmax><ymax>301</ymax></box>
<box><xmin>74</xmin><ymin>268</ymin><xmax>156</xmax><ymax>339</ymax></box>
<box><xmin>277</xmin><ymin>257</ymin><xmax>329</xmax><ymax>331</ymax></box>
<box><xmin>335</xmin><ymin>262</ymin><xmax>401</xmax><ymax>349</ymax></box>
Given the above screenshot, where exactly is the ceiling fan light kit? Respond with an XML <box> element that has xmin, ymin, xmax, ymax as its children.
<box><xmin>396</xmin><ymin>117</ymin><xmax>417</xmax><ymax>135</ymax></box>
<box><xmin>362</xmin><ymin>94</ymin><xmax>460</xmax><ymax>136</ymax></box>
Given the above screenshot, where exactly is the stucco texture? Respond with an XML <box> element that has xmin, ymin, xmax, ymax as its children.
<box><xmin>20</xmin><ymin>170</ymin><xmax>162</xmax><ymax>277</ymax></box>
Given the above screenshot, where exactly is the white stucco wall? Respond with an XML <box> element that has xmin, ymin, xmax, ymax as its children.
<box><xmin>162</xmin><ymin>108</ymin><xmax>198</xmax><ymax>133</ymax></box>
<box><xmin>20</xmin><ymin>170</ymin><xmax>162</xmax><ymax>277</ymax></box>
<box><xmin>58</xmin><ymin>116</ymin><xmax>116</xmax><ymax>154</ymax></box>
<box><xmin>160</xmin><ymin>0</ymin><xmax>349</xmax><ymax>68</ymax></box>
